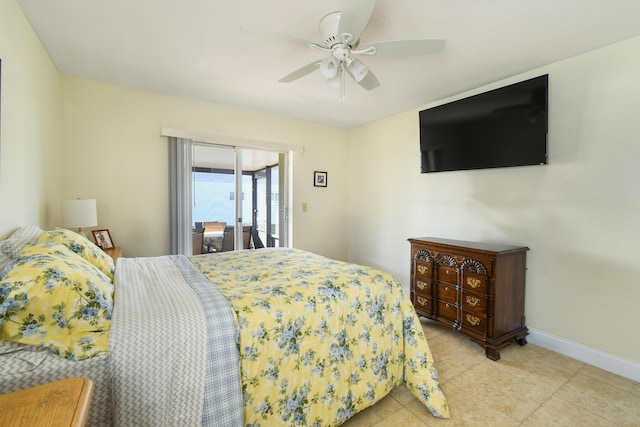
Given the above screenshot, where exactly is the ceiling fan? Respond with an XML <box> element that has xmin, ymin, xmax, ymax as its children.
<box><xmin>240</xmin><ymin>0</ymin><xmax>446</xmax><ymax>103</ymax></box>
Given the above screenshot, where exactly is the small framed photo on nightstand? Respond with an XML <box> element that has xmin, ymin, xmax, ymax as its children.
<box><xmin>92</xmin><ymin>229</ymin><xmax>114</xmax><ymax>250</ymax></box>
<box><xmin>314</xmin><ymin>171</ymin><xmax>327</xmax><ymax>187</ymax></box>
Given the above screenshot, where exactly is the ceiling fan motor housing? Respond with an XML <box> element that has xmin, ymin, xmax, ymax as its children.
<box><xmin>320</xmin><ymin>11</ymin><xmax>359</xmax><ymax>49</ymax></box>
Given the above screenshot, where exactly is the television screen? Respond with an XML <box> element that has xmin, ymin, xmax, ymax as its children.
<box><xmin>419</xmin><ymin>75</ymin><xmax>548</xmax><ymax>173</ymax></box>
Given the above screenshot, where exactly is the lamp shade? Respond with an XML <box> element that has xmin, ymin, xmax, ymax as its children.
<box><xmin>62</xmin><ymin>199</ymin><xmax>98</xmax><ymax>229</ymax></box>
<box><xmin>346</xmin><ymin>58</ymin><xmax>369</xmax><ymax>82</ymax></box>
<box><xmin>319</xmin><ymin>57</ymin><xmax>340</xmax><ymax>78</ymax></box>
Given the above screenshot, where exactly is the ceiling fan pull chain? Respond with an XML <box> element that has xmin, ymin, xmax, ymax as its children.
<box><xmin>339</xmin><ymin>63</ymin><xmax>346</xmax><ymax>104</ymax></box>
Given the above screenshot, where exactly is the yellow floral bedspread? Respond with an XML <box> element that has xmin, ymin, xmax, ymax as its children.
<box><xmin>192</xmin><ymin>248</ymin><xmax>449</xmax><ymax>426</ymax></box>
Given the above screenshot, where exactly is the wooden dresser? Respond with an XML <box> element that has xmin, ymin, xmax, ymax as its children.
<box><xmin>409</xmin><ymin>237</ymin><xmax>529</xmax><ymax>360</ymax></box>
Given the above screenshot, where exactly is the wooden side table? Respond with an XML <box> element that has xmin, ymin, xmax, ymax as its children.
<box><xmin>0</xmin><ymin>377</ymin><xmax>94</xmax><ymax>427</ymax></box>
<box><xmin>104</xmin><ymin>246</ymin><xmax>122</xmax><ymax>261</ymax></box>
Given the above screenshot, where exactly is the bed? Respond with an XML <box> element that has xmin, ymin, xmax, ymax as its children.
<box><xmin>1</xmin><ymin>227</ymin><xmax>449</xmax><ymax>426</ymax></box>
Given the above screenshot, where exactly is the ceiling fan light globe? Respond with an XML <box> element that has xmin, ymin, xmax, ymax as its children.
<box><xmin>319</xmin><ymin>57</ymin><xmax>340</xmax><ymax>78</ymax></box>
<box><xmin>347</xmin><ymin>58</ymin><xmax>369</xmax><ymax>82</ymax></box>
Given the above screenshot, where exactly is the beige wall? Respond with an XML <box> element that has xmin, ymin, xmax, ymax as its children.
<box><xmin>346</xmin><ymin>36</ymin><xmax>640</xmax><ymax>366</ymax></box>
<box><xmin>0</xmin><ymin>0</ymin><xmax>62</xmax><ymax>237</ymax></box>
<box><xmin>59</xmin><ymin>77</ymin><xmax>349</xmax><ymax>259</ymax></box>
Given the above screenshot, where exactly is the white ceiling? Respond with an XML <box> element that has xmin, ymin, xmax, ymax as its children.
<box><xmin>16</xmin><ymin>0</ymin><xmax>640</xmax><ymax>129</ymax></box>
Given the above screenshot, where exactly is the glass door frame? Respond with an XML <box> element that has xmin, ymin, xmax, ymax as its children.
<box><xmin>253</xmin><ymin>164</ymin><xmax>280</xmax><ymax>248</ymax></box>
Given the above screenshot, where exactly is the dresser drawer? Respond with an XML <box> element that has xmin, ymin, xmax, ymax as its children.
<box><xmin>461</xmin><ymin>292</ymin><xmax>488</xmax><ymax>313</ymax></box>
<box><xmin>436</xmin><ymin>300</ymin><xmax>457</xmax><ymax>322</ymax></box>
<box><xmin>415</xmin><ymin>260</ymin><xmax>433</xmax><ymax>279</ymax></box>
<box><xmin>461</xmin><ymin>271</ymin><xmax>488</xmax><ymax>294</ymax></box>
<box><xmin>414</xmin><ymin>294</ymin><xmax>432</xmax><ymax>313</ymax></box>
<box><xmin>436</xmin><ymin>282</ymin><xmax>457</xmax><ymax>303</ymax></box>
<box><xmin>460</xmin><ymin>310</ymin><xmax>488</xmax><ymax>335</ymax></box>
<box><xmin>414</xmin><ymin>279</ymin><xmax>431</xmax><ymax>295</ymax></box>
<box><xmin>437</xmin><ymin>266</ymin><xmax>457</xmax><ymax>285</ymax></box>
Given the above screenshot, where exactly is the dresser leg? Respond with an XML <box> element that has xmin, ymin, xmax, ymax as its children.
<box><xmin>485</xmin><ymin>346</ymin><xmax>501</xmax><ymax>361</ymax></box>
<box><xmin>484</xmin><ymin>333</ymin><xmax>528</xmax><ymax>360</ymax></box>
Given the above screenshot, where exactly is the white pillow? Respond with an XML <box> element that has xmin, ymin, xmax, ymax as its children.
<box><xmin>0</xmin><ymin>226</ymin><xmax>44</xmax><ymax>259</ymax></box>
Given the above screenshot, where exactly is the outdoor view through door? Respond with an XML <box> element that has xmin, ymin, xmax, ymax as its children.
<box><xmin>191</xmin><ymin>144</ymin><xmax>283</xmax><ymax>254</ymax></box>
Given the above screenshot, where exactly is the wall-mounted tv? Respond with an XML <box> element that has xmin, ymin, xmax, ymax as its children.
<box><xmin>419</xmin><ymin>74</ymin><xmax>548</xmax><ymax>173</ymax></box>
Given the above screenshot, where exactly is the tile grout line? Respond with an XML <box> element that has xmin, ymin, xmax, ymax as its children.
<box><xmin>517</xmin><ymin>365</ymin><xmax>582</xmax><ymax>425</ymax></box>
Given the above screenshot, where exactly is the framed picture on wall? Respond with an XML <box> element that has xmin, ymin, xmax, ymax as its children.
<box><xmin>92</xmin><ymin>229</ymin><xmax>114</xmax><ymax>250</ymax></box>
<box><xmin>314</xmin><ymin>171</ymin><xmax>327</xmax><ymax>187</ymax></box>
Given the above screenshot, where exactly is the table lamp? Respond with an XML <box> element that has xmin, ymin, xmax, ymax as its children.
<box><xmin>62</xmin><ymin>199</ymin><xmax>98</xmax><ymax>238</ymax></box>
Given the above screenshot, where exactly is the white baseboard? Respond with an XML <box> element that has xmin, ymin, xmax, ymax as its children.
<box><xmin>528</xmin><ymin>328</ymin><xmax>640</xmax><ymax>382</ymax></box>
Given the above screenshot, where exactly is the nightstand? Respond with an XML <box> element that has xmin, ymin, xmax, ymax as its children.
<box><xmin>0</xmin><ymin>377</ymin><xmax>94</xmax><ymax>426</ymax></box>
<box><xmin>104</xmin><ymin>246</ymin><xmax>122</xmax><ymax>261</ymax></box>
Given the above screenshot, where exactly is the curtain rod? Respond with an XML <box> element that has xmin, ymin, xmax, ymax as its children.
<box><xmin>161</xmin><ymin>127</ymin><xmax>305</xmax><ymax>154</ymax></box>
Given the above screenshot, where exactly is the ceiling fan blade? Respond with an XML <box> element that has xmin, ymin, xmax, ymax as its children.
<box><xmin>279</xmin><ymin>61</ymin><xmax>320</xmax><ymax>83</ymax></box>
<box><xmin>355</xmin><ymin>69</ymin><xmax>380</xmax><ymax>91</ymax></box>
<box><xmin>240</xmin><ymin>25</ymin><xmax>317</xmax><ymax>49</ymax></box>
<box><xmin>360</xmin><ymin>39</ymin><xmax>446</xmax><ymax>57</ymax></box>
<box><xmin>337</xmin><ymin>0</ymin><xmax>376</xmax><ymax>42</ymax></box>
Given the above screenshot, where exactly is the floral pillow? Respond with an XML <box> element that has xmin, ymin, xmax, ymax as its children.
<box><xmin>0</xmin><ymin>242</ymin><xmax>114</xmax><ymax>360</ymax></box>
<box><xmin>38</xmin><ymin>228</ymin><xmax>115</xmax><ymax>281</ymax></box>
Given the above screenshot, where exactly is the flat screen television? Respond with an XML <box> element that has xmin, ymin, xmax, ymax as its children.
<box><xmin>419</xmin><ymin>74</ymin><xmax>548</xmax><ymax>173</ymax></box>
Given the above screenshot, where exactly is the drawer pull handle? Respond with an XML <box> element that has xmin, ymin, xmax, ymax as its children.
<box><xmin>417</xmin><ymin>296</ymin><xmax>429</xmax><ymax>305</ymax></box>
<box><xmin>466</xmin><ymin>314</ymin><xmax>480</xmax><ymax>326</ymax></box>
<box><xmin>467</xmin><ymin>278</ymin><xmax>481</xmax><ymax>288</ymax></box>
<box><xmin>416</xmin><ymin>281</ymin><xmax>427</xmax><ymax>290</ymax></box>
<box><xmin>417</xmin><ymin>265</ymin><xmax>428</xmax><ymax>274</ymax></box>
<box><xmin>466</xmin><ymin>296</ymin><xmax>480</xmax><ymax>307</ymax></box>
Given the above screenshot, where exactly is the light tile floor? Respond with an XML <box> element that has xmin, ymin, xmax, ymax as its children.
<box><xmin>342</xmin><ymin>319</ymin><xmax>640</xmax><ymax>426</ymax></box>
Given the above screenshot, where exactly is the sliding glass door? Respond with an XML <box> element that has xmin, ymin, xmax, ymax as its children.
<box><xmin>191</xmin><ymin>144</ymin><xmax>285</xmax><ymax>253</ymax></box>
